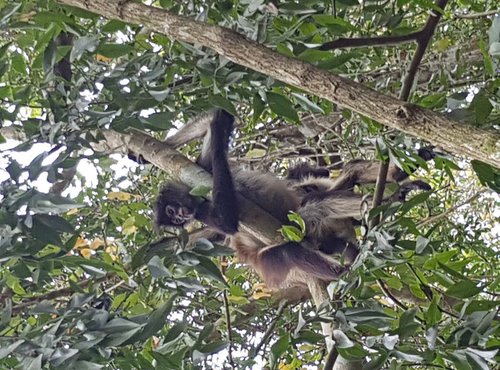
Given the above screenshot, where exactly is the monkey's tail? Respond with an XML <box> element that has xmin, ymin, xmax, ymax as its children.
<box><xmin>257</xmin><ymin>242</ymin><xmax>347</xmax><ymax>288</ymax></box>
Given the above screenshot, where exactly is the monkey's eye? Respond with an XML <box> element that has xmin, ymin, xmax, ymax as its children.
<box><xmin>165</xmin><ymin>206</ymin><xmax>175</xmax><ymax>216</ymax></box>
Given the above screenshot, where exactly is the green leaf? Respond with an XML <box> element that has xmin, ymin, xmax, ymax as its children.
<box><xmin>0</xmin><ymin>339</ymin><xmax>24</xmax><ymax>359</ymax></box>
<box><xmin>280</xmin><ymin>225</ymin><xmax>303</xmax><ymax>241</ymax></box>
<box><xmin>312</xmin><ymin>15</ymin><xmax>356</xmax><ymax>31</ymax></box>
<box><xmin>70</xmin><ymin>36</ymin><xmax>99</xmax><ymax>62</ymax></box>
<box><xmin>478</xmin><ymin>39</ymin><xmax>494</xmax><ymax>77</ymax></box>
<box><xmin>0</xmin><ymin>3</ymin><xmax>21</xmax><ymax>27</ymax></box>
<box><xmin>198</xmin><ymin>340</ymin><xmax>229</xmax><ymax>354</ymax></box>
<box><xmin>164</xmin><ymin>322</ymin><xmax>187</xmax><ymax>344</ymax></box>
<box><xmin>398</xmin><ymin>307</ymin><xmax>419</xmax><ymax>339</ymax></box>
<box><xmin>425</xmin><ymin>297</ymin><xmax>442</xmax><ymax>326</ymax></box>
<box><xmin>32</xmin><ymin>214</ymin><xmax>74</xmax><ymax>233</ymax></box>
<box><xmin>96</xmin><ymin>43</ymin><xmax>134</xmax><ymax>58</ymax></box>
<box><xmin>104</xmin><ymin>317</ymin><xmax>142</xmax><ymax>334</ymax></box>
<box><xmin>20</xmin><ymin>354</ymin><xmax>43</xmax><ymax>370</ymax></box>
<box><xmin>415</xmin><ymin>235</ymin><xmax>430</xmax><ymax>254</ymax></box>
<box><xmin>139</xmin><ymin>111</ymin><xmax>176</xmax><ymax>130</ymax></box>
<box><xmin>446</xmin><ymin>279</ymin><xmax>481</xmax><ymax>298</ymax></box>
<box><xmin>337</xmin><ymin>343</ymin><xmax>367</xmax><ymax>360</ymax></box>
<box><xmin>291</xmin><ymin>92</ymin><xmax>325</xmax><ymax>114</ymax></box>
<box><xmin>471</xmin><ymin>160</ymin><xmax>500</xmax><ymax>192</ymax></box>
<box><xmin>195</xmin><ymin>255</ymin><xmax>227</xmax><ymax>285</ymax></box>
<box><xmin>392</xmin><ymin>350</ymin><xmax>423</xmax><ymax>362</ymax></box>
<box><xmin>139</xmin><ymin>294</ymin><xmax>177</xmax><ymax>341</ymax></box>
<box><xmin>252</xmin><ymin>93</ymin><xmax>265</xmax><ymax>123</ymax></box>
<box><xmin>270</xmin><ymin>333</ymin><xmax>290</xmax><ymax>367</ymax></box>
<box><xmin>209</xmin><ymin>95</ymin><xmax>237</xmax><ymax>116</ymax></box>
<box><xmin>189</xmin><ymin>185</ymin><xmax>212</xmax><ymax>197</ymax></box>
<box><xmin>469</xmin><ymin>93</ymin><xmax>493</xmax><ymax>124</ymax></box>
<box><xmin>101</xmin><ymin>19</ymin><xmax>128</xmax><ymax>33</ymax></box>
<box><xmin>267</xmin><ymin>92</ymin><xmax>299</xmax><ymax>122</ymax></box>
<box><xmin>147</xmin><ymin>256</ymin><xmax>172</xmax><ymax>278</ymax></box>
<box><xmin>363</xmin><ymin>351</ymin><xmax>389</xmax><ymax>370</ymax></box>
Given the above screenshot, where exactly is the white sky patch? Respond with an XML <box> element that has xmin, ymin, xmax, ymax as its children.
<box><xmin>0</xmin><ymin>139</ymin><xmax>140</xmax><ymax>197</ymax></box>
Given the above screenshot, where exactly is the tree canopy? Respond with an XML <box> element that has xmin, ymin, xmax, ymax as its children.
<box><xmin>0</xmin><ymin>1</ymin><xmax>499</xmax><ymax>369</ymax></box>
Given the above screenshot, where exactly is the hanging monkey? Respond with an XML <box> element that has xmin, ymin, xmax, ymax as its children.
<box><xmin>154</xmin><ymin>110</ymin><xmax>432</xmax><ymax>288</ymax></box>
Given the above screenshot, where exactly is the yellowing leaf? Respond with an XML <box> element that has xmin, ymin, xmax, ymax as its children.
<box><xmin>252</xmin><ymin>290</ymin><xmax>272</xmax><ymax>300</ymax></box>
<box><xmin>105</xmin><ymin>245</ymin><xmax>118</xmax><ymax>261</ymax></box>
<box><xmin>435</xmin><ymin>38</ymin><xmax>450</xmax><ymax>52</ymax></box>
<box><xmin>252</xmin><ymin>282</ymin><xmax>273</xmax><ymax>300</ymax></box>
<box><xmin>66</xmin><ymin>208</ymin><xmax>79</xmax><ymax>216</ymax></box>
<box><xmin>227</xmin><ymin>295</ymin><xmax>249</xmax><ymax>305</ymax></box>
<box><xmin>330</xmin><ymin>169</ymin><xmax>341</xmax><ymax>178</ymax></box>
<box><xmin>19</xmin><ymin>11</ymin><xmax>36</xmax><ymax>22</ymax></box>
<box><xmin>253</xmin><ymin>282</ymin><xmax>271</xmax><ymax>292</ymax></box>
<box><xmin>123</xmin><ymin>225</ymin><xmax>137</xmax><ymax>235</ymax></box>
<box><xmin>152</xmin><ymin>336</ymin><xmax>161</xmax><ymax>349</ymax></box>
<box><xmin>90</xmin><ymin>238</ymin><xmax>105</xmax><ymax>250</ymax></box>
<box><xmin>96</xmin><ymin>54</ymin><xmax>112</xmax><ymax>63</ymax></box>
<box><xmin>80</xmin><ymin>248</ymin><xmax>92</xmax><ymax>259</ymax></box>
<box><xmin>73</xmin><ymin>237</ymin><xmax>88</xmax><ymax>249</ymax></box>
<box><xmin>108</xmin><ymin>191</ymin><xmax>133</xmax><ymax>201</ymax></box>
<box><xmin>245</xmin><ymin>148</ymin><xmax>266</xmax><ymax>158</ymax></box>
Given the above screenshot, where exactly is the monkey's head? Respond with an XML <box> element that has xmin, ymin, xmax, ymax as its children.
<box><xmin>155</xmin><ymin>182</ymin><xmax>198</xmax><ymax>228</ymax></box>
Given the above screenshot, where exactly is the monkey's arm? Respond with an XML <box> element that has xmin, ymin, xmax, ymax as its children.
<box><xmin>196</xmin><ymin>110</ymin><xmax>239</xmax><ymax>234</ymax></box>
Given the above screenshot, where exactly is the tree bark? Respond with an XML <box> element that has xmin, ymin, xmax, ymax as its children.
<box><xmin>56</xmin><ymin>0</ymin><xmax>499</xmax><ymax>168</ymax></box>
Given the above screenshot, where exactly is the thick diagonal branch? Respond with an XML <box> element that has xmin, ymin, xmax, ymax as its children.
<box><xmin>56</xmin><ymin>0</ymin><xmax>499</xmax><ymax>168</ymax></box>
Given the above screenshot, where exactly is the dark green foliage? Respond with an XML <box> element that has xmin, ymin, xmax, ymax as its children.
<box><xmin>0</xmin><ymin>0</ymin><xmax>498</xmax><ymax>369</ymax></box>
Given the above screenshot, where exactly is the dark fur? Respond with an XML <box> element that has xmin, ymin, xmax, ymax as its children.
<box><xmin>287</xmin><ymin>162</ymin><xmax>330</xmax><ymax>180</ymax></box>
<box><xmin>155</xmin><ymin>110</ymin><xmax>433</xmax><ymax>288</ymax></box>
<box><xmin>258</xmin><ymin>242</ymin><xmax>346</xmax><ymax>287</ymax></box>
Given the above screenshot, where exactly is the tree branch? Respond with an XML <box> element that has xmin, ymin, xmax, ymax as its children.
<box><xmin>250</xmin><ymin>299</ymin><xmax>288</xmax><ymax>357</ymax></box>
<box><xmin>8</xmin><ymin>275</ymin><xmax>111</xmax><ymax>315</ymax></box>
<box><xmin>320</xmin><ymin>31</ymin><xmax>421</xmax><ymax>51</ymax></box>
<box><xmin>55</xmin><ymin>0</ymin><xmax>499</xmax><ymax>168</ymax></box>
<box><xmin>371</xmin><ymin>0</ymin><xmax>449</xmax><ymax>225</ymax></box>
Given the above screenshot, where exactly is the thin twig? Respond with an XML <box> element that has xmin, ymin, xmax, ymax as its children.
<box><xmin>370</xmin><ymin>159</ymin><xmax>390</xmax><ymax>228</ymax></box>
<box><xmin>222</xmin><ymin>290</ymin><xmax>235</xmax><ymax>369</ymax></box>
<box><xmin>320</xmin><ymin>32</ymin><xmax>421</xmax><ymax>50</ymax></box>
<box><xmin>377</xmin><ymin>279</ymin><xmax>408</xmax><ymax>310</ymax></box>
<box><xmin>400</xmin><ymin>0</ymin><xmax>449</xmax><ymax>101</ymax></box>
<box><xmin>323</xmin><ymin>344</ymin><xmax>339</xmax><ymax>370</ymax></box>
<box><xmin>417</xmin><ymin>189</ymin><xmax>487</xmax><ymax>227</ymax></box>
<box><xmin>370</xmin><ymin>0</ymin><xmax>449</xmax><ymax>228</ymax></box>
<box><xmin>250</xmin><ymin>300</ymin><xmax>288</xmax><ymax>357</ymax></box>
<box><xmin>454</xmin><ymin>9</ymin><xmax>499</xmax><ymax>19</ymax></box>
<box><xmin>8</xmin><ymin>275</ymin><xmax>112</xmax><ymax>315</ymax></box>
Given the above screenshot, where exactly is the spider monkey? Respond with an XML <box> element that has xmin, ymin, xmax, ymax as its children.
<box><xmin>154</xmin><ymin>110</ymin><xmax>432</xmax><ymax>288</ymax></box>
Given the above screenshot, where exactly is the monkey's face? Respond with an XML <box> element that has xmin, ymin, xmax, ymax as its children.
<box><xmin>162</xmin><ymin>204</ymin><xmax>194</xmax><ymax>227</ymax></box>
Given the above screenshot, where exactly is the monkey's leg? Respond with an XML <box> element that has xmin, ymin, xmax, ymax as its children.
<box><xmin>257</xmin><ymin>242</ymin><xmax>347</xmax><ymax>288</ymax></box>
<box><xmin>165</xmin><ymin>110</ymin><xmax>216</xmax><ymax>148</ymax></box>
